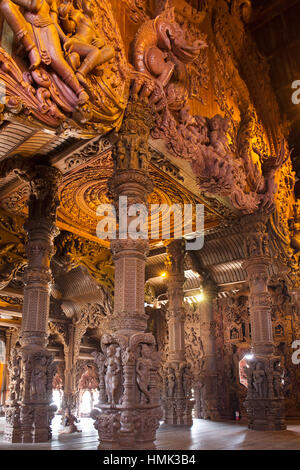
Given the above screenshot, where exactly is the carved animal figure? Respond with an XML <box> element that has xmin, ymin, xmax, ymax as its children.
<box><xmin>133</xmin><ymin>7</ymin><xmax>205</xmax><ymax>90</ymax></box>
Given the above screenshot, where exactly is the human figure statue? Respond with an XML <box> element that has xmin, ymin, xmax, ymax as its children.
<box><xmin>105</xmin><ymin>344</ymin><xmax>121</xmax><ymax>406</ymax></box>
<box><xmin>0</xmin><ymin>0</ymin><xmax>88</xmax><ymax>104</ymax></box>
<box><xmin>30</xmin><ymin>356</ymin><xmax>47</xmax><ymax>400</ymax></box>
<box><xmin>58</xmin><ymin>0</ymin><xmax>115</xmax><ymax>85</ymax></box>
<box><xmin>136</xmin><ymin>344</ymin><xmax>152</xmax><ymax>404</ymax></box>
<box><xmin>230</xmin><ymin>328</ymin><xmax>239</xmax><ymax>340</ymax></box>
<box><xmin>167</xmin><ymin>369</ymin><xmax>175</xmax><ymax>397</ymax></box>
<box><xmin>252</xmin><ymin>362</ymin><xmax>266</xmax><ymax>398</ymax></box>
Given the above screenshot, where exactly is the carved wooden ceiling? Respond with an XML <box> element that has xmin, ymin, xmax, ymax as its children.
<box><xmin>0</xmin><ymin>0</ymin><xmax>299</xmax><ymax>335</ymax></box>
<box><xmin>0</xmin><ymin>132</ymin><xmax>223</xmax><ymax>246</ymax></box>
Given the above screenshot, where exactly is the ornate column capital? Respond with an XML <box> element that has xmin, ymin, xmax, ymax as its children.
<box><xmin>164</xmin><ymin>239</ymin><xmax>185</xmax><ymax>281</ymax></box>
<box><xmin>26</xmin><ymin>165</ymin><xmax>62</xmax><ymax>226</ymax></box>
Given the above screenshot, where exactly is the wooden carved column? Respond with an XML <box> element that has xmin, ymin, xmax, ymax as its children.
<box><xmin>242</xmin><ymin>213</ymin><xmax>286</xmax><ymax>430</ymax></box>
<box><xmin>162</xmin><ymin>240</ymin><xmax>194</xmax><ymax>425</ymax></box>
<box><xmin>2</xmin><ymin>162</ymin><xmax>62</xmax><ymax>443</ymax></box>
<box><xmin>198</xmin><ymin>281</ymin><xmax>220</xmax><ymax>420</ymax></box>
<box><xmin>1</xmin><ymin>329</ymin><xmax>12</xmax><ymax>409</ymax></box>
<box><xmin>61</xmin><ymin>323</ymin><xmax>77</xmax><ymax>414</ymax></box>
<box><xmin>91</xmin><ymin>101</ymin><xmax>162</xmax><ymax>449</ymax></box>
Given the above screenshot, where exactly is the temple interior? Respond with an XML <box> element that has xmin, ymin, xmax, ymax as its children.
<box><xmin>0</xmin><ymin>0</ymin><xmax>299</xmax><ymax>451</ymax></box>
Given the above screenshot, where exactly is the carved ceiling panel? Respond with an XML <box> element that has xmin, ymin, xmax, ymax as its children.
<box><xmin>57</xmin><ymin>150</ymin><xmax>221</xmax><ymax>246</ymax></box>
<box><xmin>0</xmin><ymin>0</ymin><xmax>297</xmax><ymax>287</ymax></box>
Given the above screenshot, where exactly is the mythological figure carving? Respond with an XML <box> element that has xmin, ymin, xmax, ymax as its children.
<box><xmin>104</xmin><ymin>344</ymin><xmax>122</xmax><ymax>406</ymax></box>
<box><xmin>7</xmin><ymin>349</ymin><xmax>22</xmax><ymax>402</ymax></box>
<box><xmin>166</xmin><ymin>368</ymin><xmax>175</xmax><ymax>397</ymax></box>
<box><xmin>30</xmin><ymin>356</ymin><xmax>48</xmax><ymax>400</ymax></box>
<box><xmin>136</xmin><ymin>344</ymin><xmax>152</xmax><ymax>404</ymax></box>
<box><xmin>252</xmin><ymin>362</ymin><xmax>267</xmax><ymax>398</ymax></box>
<box><xmin>252</xmin><ymin>140</ymin><xmax>290</xmax><ymax>211</ymax></box>
<box><xmin>0</xmin><ymin>0</ymin><xmax>127</xmax><ymax>130</ymax></box>
<box><xmin>132</xmin><ymin>6</ymin><xmax>206</xmax><ymax>106</ymax></box>
<box><xmin>58</xmin><ymin>0</ymin><xmax>114</xmax><ymax>85</ymax></box>
<box><xmin>1</xmin><ymin>0</ymin><xmax>88</xmax><ymax>103</ymax></box>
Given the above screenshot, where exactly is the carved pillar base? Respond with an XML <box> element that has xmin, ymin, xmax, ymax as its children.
<box><xmin>4</xmin><ymin>404</ymin><xmax>21</xmax><ymax>443</ymax></box>
<box><xmin>92</xmin><ymin>332</ymin><xmax>162</xmax><ymax>449</ymax></box>
<box><xmin>244</xmin><ymin>355</ymin><xmax>286</xmax><ymax>431</ymax></box>
<box><xmin>163</xmin><ymin>360</ymin><xmax>194</xmax><ymax>426</ymax></box>
<box><xmin>241</xmin><ymin>213</ymin><xmax>286</xmax><ymax>430</ymax></box>
<box><xmin>197</xmin><ymin>373</ymin><xmax>220</xmax><ymax>420</ymax></box>
<box><xmin>163</xmin><ymin>398</ymin><xmax>194</xmax><ymax>426</ymax></box>
<box><xmin>4</xmin><ymin>348</ymin><xmax>57</xmax><ymax>443</ymax></box>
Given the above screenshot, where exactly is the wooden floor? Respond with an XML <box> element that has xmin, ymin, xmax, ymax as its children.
<box><xmin>1</xmin><ymin>416</ymin><xmax>300</xmax><ymax>450</ymax></box>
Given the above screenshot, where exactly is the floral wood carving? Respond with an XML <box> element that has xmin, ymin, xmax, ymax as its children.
<box><xmin>54</xmin><ymin>231</ymin><xmax>114</xmax><ymax>292</ymax></box>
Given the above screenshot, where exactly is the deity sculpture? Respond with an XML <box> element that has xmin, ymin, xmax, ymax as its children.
<box><xmin>167</xmin><ymin>369</ymin><xmax>175</xmax><ymax>397</ymax></box>
<box><xmin>30</xmin><ymin>356</ymin><xmax>48</xmax><ymax>400</ymax></box>
<box><xmin>8</xmin><ymin>349</ymin><xmax>22</xmax><ymax>402</ymax></box>
<box><xmin>104</xmin><ymin>344</ymin><xmax>121</xmax><ymax>406</ymax></box>
<box><xmin>58</xmin><ymin>0</ymin><xmax>114</xmax><ymax>85</ymax></box>
<box><xmin>208</xmin><ymin>114</ymin><xmax>231</xmax><ymax>158</ymax></box>
<box><xmin>136</xmin><ymin>344</ymin><xmax>152</xmax><ymax>404</ymax></box>
<box><xmin>0</xmin><ymin>0</ymin><xmax>89</xmax><ymax>104</ymax></box>
<box><xmin>0</xmin><ymin>0</ymin><xmax>41</xmax><ymax>69</ymax></box>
